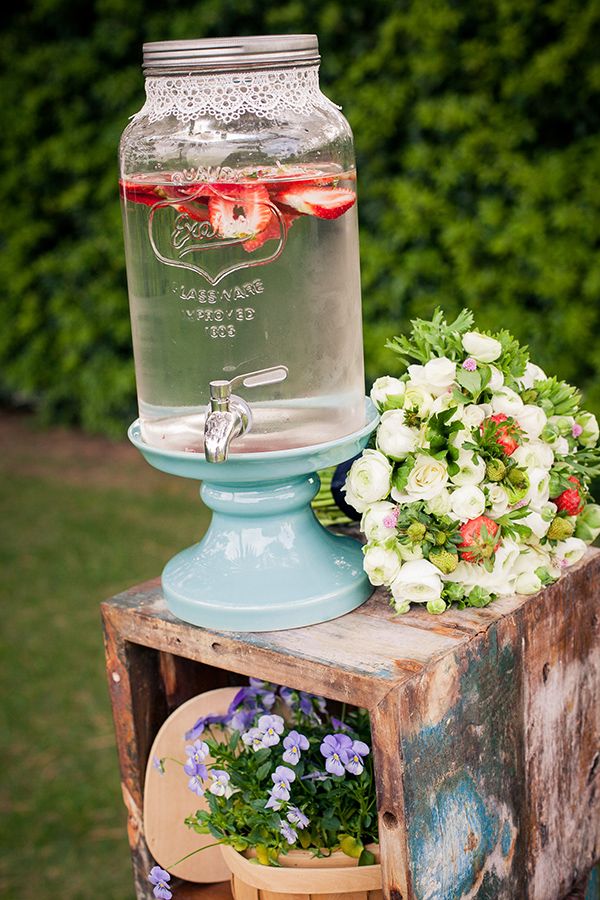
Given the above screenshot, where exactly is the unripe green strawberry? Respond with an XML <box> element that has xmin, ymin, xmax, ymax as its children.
<box><xmin>486</xmin><ymin>459</ymin><xmax>506</xmax><ymax>482</ymax></box>
<box><xmin>547</xmin><ymin>516</ymin><xmax>575</xmax><ymax>541</ymax></box>
<box><xmin>407</xmin><ymin>522</ymin><xmax>427</xmax><ymax>542</ymax></box>
<box><xmin>435</xmin><ymin>531</ymin><xmax>447</xmax><ymax>546</ymax></box>
<box><xmin>429</xmin><ymin>549</ymin><xmax>459</xmax><ymax>574</ymax></box>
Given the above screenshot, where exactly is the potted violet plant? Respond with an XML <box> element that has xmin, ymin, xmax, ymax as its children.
<box><xmin>149</xmin><ymin>679</ymin><xmax>382</xmax><ymax>900</ymax></box>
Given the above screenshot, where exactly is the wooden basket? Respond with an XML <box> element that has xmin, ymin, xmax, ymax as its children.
<box><xmin>221</xmin><ymin>843</ymin><xmax>383</xmax><ymax>899</ymax></box>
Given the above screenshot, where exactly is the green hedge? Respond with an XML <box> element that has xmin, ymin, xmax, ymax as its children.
<box><xmin>1</xmin><ymin>1</ymin><xmax>599</xmax><ymax>435</ymax></box>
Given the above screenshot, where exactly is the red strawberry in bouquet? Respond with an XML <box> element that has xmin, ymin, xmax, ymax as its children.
<box><xmin>553</xmin><ymin>476</ymin><xmax>585</xmax><ymax>516</ymax></box>
<box><xmin>458</xmin><ymin>516</ymin><xmax>501</xmax><ymax>563</ymax></box>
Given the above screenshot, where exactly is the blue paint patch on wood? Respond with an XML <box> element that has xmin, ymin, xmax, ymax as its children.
<box><xmin>586</xmin><ymin>863</ymin><xmax>600</xmax><ymax>900</ymax></box>
<box><xmin>400</xmin><ymin>628</ymin><xmax>526</xmax><ymax>899</ymax></box>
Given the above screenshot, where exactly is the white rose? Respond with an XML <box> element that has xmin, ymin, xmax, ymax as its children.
<box><xmin>512</xmin><ymin>440</ymin><xmax>554</xmax><ymax>470</ymax></box>
<box><xmin>521</xmin><ymin>510</ymin><xmax>550</xmax><ymax>540</ymax></box>
<box><xmin>488</xmin><ymin>366</ymin><xmax>504</xmax><ymax>391</ymax></box>
<box><xmin>390</xmin><ymin>560</ymin><xmax>443</xmax><ymax>606</ymax></box>
<box><xmin>449</xmin><ymin>484</ymin><xmax>486</xmax><ymax>521</ymax></box>
<box><xmin>363</xmin><ymin>543</ymin><xmax>402</xmax><ymax>586</ymax></box>
<box><xmin>488</xmin><ymin>539</ymin><xmax>522</xmax><ymax>595</ymax></box>
<box><xmin>462</xmin><ymin>331</ymin><xmax>502</xmax><ymax>363</ymax></box>
<box><xmin>393</xmin><ymin>454</ymin><xmax>449</xmax><ymax>502</ymax></box>
<box><xmin>517</xmin><ymin>362</ymin><xmax>547</xmax><ymax>390</ymax></box>
<box><xmin>486</xmin><ymin>484</ymin><xmax>509</xmax><ymax>518</ymax></box>
<box><xmin>553</xmin><ymin>537</ymin><xmax>587</xmax><ymax>569</ymax></box>
<box><xmin>370</xmin><ymin>376</ymin><xmax>405</xmax><ymax>412</ymax></box>
<box><xmin>491</xmin><ymin>387</ymin><xmax>524</xmax><ymax>417</ymax></box>
<box><xmin>426</xmin><ymin>488</ymin><xmax>452</xmax><ymax>517</ymax></box>
<box><xmin>344</xmin><ymin>449</ymin><xmax>392</xmax><ymax>513</ymax></box>
<box><xmin>407</xmin><ymin>357</ymin><xmax>456</xmax><ymax>398</ymax></box>
<box><xmin>403</xmin><ymin>383</ymin><xmax>434</xmax><ymax>416</ymax></box>
<box><xmin>516</xmin><ymin>405</ymin><xmax>547</xmax><ymax>440</ymax></box>
<box><xmin>361</xmin><ymin>502</ymin><xmax>398</xmax><ymax>542</ymax></box>
<box><xmin>376</xmin><ymin>410</ymin><xmax>418</xmax><ymax>460</ymax></box>
<box><xmin>514</xmin><ymin>571</ymin><xmax>542</xmax><ymax>595</ymax></box>
<box><xmin>576</xmin><ymin>412</ymin><xmax>599</xmax><ymax>448</ymax></box>
<box><xmin>450</xmin><ymin>449</ymin><xmax>486</xmax><ymax>486</ymax></box>
<box><xmin>525</xmin><ymin>468</ymin><xmax>551</xmax><ymax>511</ymax></box>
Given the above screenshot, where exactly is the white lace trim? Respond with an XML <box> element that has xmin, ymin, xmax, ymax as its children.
<box><xmin>135</xmin><ymin>67</ymin><xmax>327</xmax><ymax>125</ymax></box>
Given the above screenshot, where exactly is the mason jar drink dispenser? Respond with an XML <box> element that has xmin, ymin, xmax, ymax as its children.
<box><xmin>120</xmin><ymin>35</ymin><xmax>378</xmax><ymax>632</ymax></box>
<box><xmin>119</xmin><ymin>34</ymin><xmax>366</xmax><ymax>458</ymax></box>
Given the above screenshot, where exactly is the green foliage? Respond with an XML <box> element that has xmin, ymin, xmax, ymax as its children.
<box><xmin>1</xmin><ymin>0</ymin><xmax>600</xmax><ymax>433</ymax></box>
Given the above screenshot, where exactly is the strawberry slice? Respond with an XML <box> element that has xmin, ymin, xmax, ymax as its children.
<box><xmin>208</xmin><ymin>185</ymin><xmax>274</xmax><ymax>241</ymax></box>
<box><xmin>277</xmin><ymin>185</ymin><xmax>356</xmax><ymax>220</ymax></box>
<box><xmin>243</xmin><ymin>210</ymin><xmax>299</xmax><ymax>252</ymax></box>
<box><xmin>119</xmin><ymin>179</ymin><xmax>161</xmax><ymax>207</ymax></box>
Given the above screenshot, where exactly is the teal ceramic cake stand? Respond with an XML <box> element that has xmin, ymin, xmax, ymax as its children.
<box><xmin>128</xmin><ymin>399</ymin><xmax>378</xmax><ymax>632</ymax></box>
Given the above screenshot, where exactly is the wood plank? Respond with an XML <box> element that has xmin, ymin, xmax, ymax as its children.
<box><xmin>521</xmin><ymin>557</ymin><xmax>600</xmax><ymax>900</ymax></box>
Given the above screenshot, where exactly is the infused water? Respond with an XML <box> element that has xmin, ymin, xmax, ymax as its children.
<box><xmin>120</xmin><ymin>165</ymin><xmax>365</xmax><ymax>453</ymax></box>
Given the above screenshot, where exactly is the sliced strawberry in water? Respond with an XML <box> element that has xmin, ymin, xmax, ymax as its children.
<box><xmin>243</xmin><ymin>210</ymin><xmax>299</xmax><ymax>252</ymax></box>
<box><xmin>276</xmin><ymin>185</ymin><xmax>356</xmax><ymax>220</ymax></box>
<box><xmin>208</xmin><ymin>185</ymin><xmax>274</xmax><ymax>240</ymax></box>
<box><xmin>119</xmin><ymin>180</ymin><xmax>161</xmax><ymax>206</ymax></box>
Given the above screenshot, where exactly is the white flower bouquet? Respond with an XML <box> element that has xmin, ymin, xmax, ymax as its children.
<box><xmin>345</xmin><ymin>309</ymin><xmax>600</xmax><ymax>614</ymax></box>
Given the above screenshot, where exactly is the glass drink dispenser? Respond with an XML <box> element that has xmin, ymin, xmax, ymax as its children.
<box><xmin>119</xmin><ymin>34</ymin><xmax>366</xmax><ymax>457</ymax></box>
<box><xmin>120</xmin><ymin>35</ymin><xmax>378</xmax><ymax>631</ymax></box>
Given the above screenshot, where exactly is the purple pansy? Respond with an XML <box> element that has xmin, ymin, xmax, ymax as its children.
<box><xmin>320</xmin><ymin>733</ymin><xmax>353</xmax><ymax>777</ymax></box>
<box><xmin>257</xmin><ymin>714</ymin><xmax>285</xmax><ymax>747</ymax></box>
<box><xmin>184</xmin><ymin>740</ymin><xmax>209</xmax><ymax>777</ymax></box>
<box><xmin>330</xmin><ymin>717</ymin><xmax>351</xmax><ymax>733</ymax></box>
<box><xmin>287</xmin><ymin>806</ymin><xmax>310</xmax><ymax>829</ymax></box>
<box><xmin>188</xmin><ymin>773</ymin><xmax>205</xmax><ymax>796</ymax></box>
<box><xmin>271</xmin><ymin>765</ymin><xmax>296</xmax><ymax>800</ymax></box>
<box><xmin>242</xmin><ymin>727</ymin><xmax>267</xmax><ymax>752</ymax></box>
<box><xmin>282</xmin><ymin>730</ymin><xmax>309</xmax><ymax>765</ymax></box>
<box><xmin>185</xmin><ymin>713</ymin><xmax>230</xmax><ymax>741</ymax></box>
<box><xmin>343</xmin><ymin>740</ymin><xmax>370</xmax><ymax>775</ymax></box>
<box><xmin>265</xmin><ymin>790</ymin><xmax>284</xmax><ymax>811</ymax></box>
<box><xmin>209</xmin><ymin>770</ymin><xmax>232</xmax><ymax>797</ymax></box>
<box><xmin>149</xmin><ymin>866</ymin><xmax>172</xmax><ymax>900</ymax></box>
<box><xmin>279</xmin><ymin>819</ymin><xmax>298</xmax><ymax>844</ymax></box>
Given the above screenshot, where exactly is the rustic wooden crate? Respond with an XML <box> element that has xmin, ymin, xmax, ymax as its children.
<box><xmin>101</xmin><ymin>549</ymin><xmax>600</xmax><ymax>900</ymax></box>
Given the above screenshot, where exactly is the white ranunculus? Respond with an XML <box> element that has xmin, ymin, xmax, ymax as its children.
<box><xmin>407</xmin><ymin>357</ymin><xmax>457</xmax><ymax>398</ymax></box>
<box><xmin>363</xmin><ymin>543</ymin><xmax>402</xmax><ymax>586</ymax></box>
<box><xmin>393</xmin><ymin>454</ymin><xmax>449</xmax><ymax>502</ymax></box>
<box><xmin>390</xmin><ymin>560</ymin><xmax>443</xmax><ymax>605</ymax></box>
<box><xmin>458</xmin><ymin>404</ymin><xmax>488</xmax><ymax>430</ymax></box>
<box><xmin>444</xmin><ymin>560</ymin><xmax>486</xmax><ymax>588</ymax></box>
<box><xmin>486</xmin><ymin>484</ymin><xmax>509</xmax><ymax>518</ymax></box>
<box><xmin>553</xmin><ymin>537</ymin><xmax>587</xmax><ymax>568</ymax></box>
<box><xmin>512</xmin><ymin>440</ymin><xmax>554</xmax><ymax>471</ymax></box>
<box><xmin>361</xmin><ymin>502</ymin><xmax>398</xmax><ymax>543</ymax></box>
<box><xmin>449</xmin><ymin>484</ymin><xmax>486</xmax><ymax>521</ymax></box>
<box><xmin>517</xmin><ymin>362</ymin><xmax>547</xmax><ymax>390</ymax></box>
<box><xmin>403</xmin><ymin>384</ymin><xmax>434</xmax><ymax>416</ymax></box>
<box><xmin>576</xmin><ymin>412</ymin><xmax>599</xmax><ymax>448</ymax></box>
<box><xmin>450</xmin><ymin>449</ymin><xmax>486</xmax><ymax>486</ymax></box>
<box><xmin>426</xmin><ymin>488</ymin><xmax>452</xmax><ymax>517</ymax></box>
<box><xmin>491</xmin><ymin>387</ymin><xmax>524</xmax><ymax>417</ymax></box>
<box><xmin>488</xmin><ymin>366</ymin><xmax>504</xmax><ymax>391</ymax></box>
<box><xmin>376</xmin><ymin>410</ymin><xmax>419</xmax><ymax>461</ymax></box>
<box><xmin>514</xmin><ymin>571</ymin><xmax>543</xmax><ymax>595</ymax></box>
<box><xmin>344</xmin><ymin>449</ymin><xmax>392</xmax><ymax>513</ymax></box>
<box><xmin>521</xmin><ymin>510</ymin><xmax>550</xmax><ymax>540</ymax></box>
<box><xmin>370</xmin><ymin>376</ymin><xmax>405</xmax><ymax>412</ymax></box>
<box><xmin>525</xmin><ymin>468</ymin><xmax>551</xmax><ymax>511</ymax></box>
<box><xmin>462</xmin><ymin>331</ymin><xmax>502</xmax><ymax>363</ymax></box>
<box><xmin>516</xmin><ymin>405</ymin><xmax>547</xmax><ymax>440</ymax></box>
<box><xmin>488</xmin><ymin>539</ymin><xmax>522</xmax><ymax>595</ymax></box>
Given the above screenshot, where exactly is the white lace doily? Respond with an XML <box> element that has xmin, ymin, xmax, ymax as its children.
<box><xmin>135</xmin><ymin>67</ymin><xmax>329</xmax><ymax>125</ymax></box>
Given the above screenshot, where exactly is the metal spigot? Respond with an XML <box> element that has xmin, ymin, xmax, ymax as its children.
<box><xmin>203</xmin><ymin>365</ymin><xmax>288</xmax><ymax>463</ymax></box>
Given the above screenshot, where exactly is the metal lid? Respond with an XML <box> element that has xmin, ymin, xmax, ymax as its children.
<box><xmin>142</xmin><ymin>34</ymin><xmax>320</xmax><ymax>74</ymax></box>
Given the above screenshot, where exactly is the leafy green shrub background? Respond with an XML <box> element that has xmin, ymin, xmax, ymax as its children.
<box><xmin>1</xmin><ymin>0</ymin><xmax>599</xmax><ymax>436</ymax></box>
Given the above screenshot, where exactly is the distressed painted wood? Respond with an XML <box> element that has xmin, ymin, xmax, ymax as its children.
<box><xmin>102</xmin><ymin>549</ymin><xmax>600</xmax><ymax>900</ymax></box>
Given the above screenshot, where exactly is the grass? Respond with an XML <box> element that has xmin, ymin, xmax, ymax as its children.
<box><xmin>0</xmin><ymin>414</ymin><xmax>210</xmax><ymax>899</ymax></box>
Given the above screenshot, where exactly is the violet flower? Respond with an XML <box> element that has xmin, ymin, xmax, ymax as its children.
<box><xmin>287</xmin><ymin>806</ymin><xmax>310</xmax><ymax>829</ymax></box>
<box><xmin>257</xmin><ymin>714</ymin><xmax>285</xmax><ymax>747</ymax></box>
<box><xmin>282</xmin><ymin>730</ymin><xmax>309</xmax><ymax>765</ymax></box>
<box><xmin>242</xmin><ymin>727</ymin><xmax>267</xmax><ymax>752</ymax></box>
<box><xmin>209</xmin><ymin>770</ymin><xmax>232</xmax><ymax>797</ymax></box>
<box><xmin>184</xmin><ymin>740</ymin><xmax>209</xmax><ymax>777</ymax></box>
<box><xmin>279</xmin><ymin>819</ymin><xmax>298</xmax><ymax>845</ymax></box>
<box><xmin>185</xmin><ymin>713</ymin><xmax>230</xmax><ymax>741</ymax></box>
<box><xmin>343</xmin><ymin>740</ymin><xmax>370</xmax><ymax>775</ymax></box>
<box><xmin>188</xmin><ymin>773</ymin><xmax>205</xmax><ymax>796</ymax></box>
<box><xmin>149</xmin><ymin>866</ymin><xmax>172</xmax><ymax>900</ymax></box>
<box><xmin>320</xmin><ymin>734</ymin><xmax>353</xmax><ymax>777</ymax></box>
<box><xmin>265</xmin><ymin>790</ymin><xmax>283</xmax><ymax>811</ymax></box>
<box><xmin>271</xmin><ymin>765</ymin><xmax>296</xmax><ymax>800</ymax></box>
